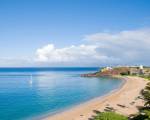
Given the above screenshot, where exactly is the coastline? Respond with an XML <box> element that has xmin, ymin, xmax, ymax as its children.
<box><xmin>43</xmin><ymin>76</ymin><xmax>148</xmax><ymax>120</ymax></box>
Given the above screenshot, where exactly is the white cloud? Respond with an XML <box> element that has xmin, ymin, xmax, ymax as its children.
<box><xmin>35</xmin><ymin>28</ymin><xmax>150</xmax><ymax>66</ymax></box>
<box><xmin>85</xmin><ymin>28</ymin><xmax>150</xmax><ymax>65</ymax></box>
<box><xmin>35</xmin><ymin>44</ymin><xmax>110</xmax><ymax>65</ymax></box>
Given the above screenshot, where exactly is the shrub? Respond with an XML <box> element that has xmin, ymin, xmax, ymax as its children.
<box><xmin>131</xmin><ymin>82</ymin><xmax>150</xmax><ymax>120</ymax></box>
<box><xmin>131</xmin><ymin>110</ymin><xmax>150</xmax><ymax>120</ymax></box>
<box><xmin>94</xmin><ymin>112</ymin><xmax>127</xmax><ymax>120</ymax></box>
<box><xmin>141</xmin><ymin>82</ymin><xmax>150</xmax><ymax>107</ymax></box>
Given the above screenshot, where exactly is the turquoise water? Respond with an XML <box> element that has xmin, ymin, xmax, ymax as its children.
<box><xmin>0</xmin><ymin>68</ymin><xmax>123</xmax><ymax>120</ymax></box>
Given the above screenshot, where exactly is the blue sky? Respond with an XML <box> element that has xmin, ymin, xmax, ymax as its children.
<box><xmin>0</xmin><ymin>0</ymin><xmax>150</xmax><ymax>67</ymax></box>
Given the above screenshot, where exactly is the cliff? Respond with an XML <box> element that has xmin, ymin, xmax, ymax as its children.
<box><xmin>81</xmin><ymin>67</ymin><xmax>130</xmax><ymax>77</ymax></box>
<box><xmin>81</xmin><ymin>66</ymin><xmax>150</xmax><ymax>77</ymax></box>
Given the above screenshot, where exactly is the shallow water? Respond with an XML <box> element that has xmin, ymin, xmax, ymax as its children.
<box><xmin>0</xmin><ymin>67</ymin><xmax>123</xmax><ymax>120</ymax></box>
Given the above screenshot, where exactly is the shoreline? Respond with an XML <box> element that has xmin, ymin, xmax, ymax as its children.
<box><xmin>43</xmin><ymin>76</ymin><xmax>148</xmax><ymax>120</ymax></box>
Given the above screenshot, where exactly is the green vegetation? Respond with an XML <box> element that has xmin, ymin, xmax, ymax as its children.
<box><xmin>141</xmin><ymin>82</ymin><xmax>150</xmax><ymax>107</ymax></box>
<box><xmin>128</xmin><ymin>82</ymin><xmax>150</xmax><ymax>120</ymax></box>
<box><xmin>141</xmin><ymin>76</ymin><xmax>150</xmax><ymax>81</ymax></box>
<box><xmin>94</xmin><ymin>112</ymin><xmax>127</xmax><ymax>120</ymax></box>
<box><xmin>120</xmin><ymin>72</ymin><xmax>130</xmax><ymax>76</ymax></box>
<box><xmin>131</xmin><ymin>109</ymin><xmax>150</xmax><ymax>120</ymax></box>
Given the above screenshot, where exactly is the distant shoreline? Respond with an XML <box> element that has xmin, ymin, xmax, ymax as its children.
<box><xmin>43</xmin><ymin>76</ymin><xmax>147</xmax><ymax>120</ymax></box>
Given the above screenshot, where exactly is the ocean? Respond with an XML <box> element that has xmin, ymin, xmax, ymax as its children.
<box><xmin>0</xmin><ymin>67</ymin><xmax>123</xmax><ymax>120</ymax></box>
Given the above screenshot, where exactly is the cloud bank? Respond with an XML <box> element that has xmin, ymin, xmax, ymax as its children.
<box><xmin>35</xmin><ymin>44</ymin><xmax>109</xmax><ymax>66</ymax></box>
<box><xmin>86</xmin><ymin>28</ymin><xmax>150</xmax><ymax>65</ymax></box>
<box><xmin>0</xmin><ymin>28</ymin><xmax>149</xmax><ymax>67</ymax></box>
<box><xmin>35</xmin><ymin>28</ymin><xmax>150</xmax><ymax>66</ymax></box>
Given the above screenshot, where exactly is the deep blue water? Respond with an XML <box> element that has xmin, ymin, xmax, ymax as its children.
<box><xmin>0</xmin><ymin>67</ymin><xmax>123</xmax><ymax>120</ymax></box>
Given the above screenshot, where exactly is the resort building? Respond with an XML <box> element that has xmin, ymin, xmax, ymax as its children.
<box><xmin>129</xmin><ymin>65</ymin><xmax>144</xmax><ymax>75</ymax></box>
<box><xmin>101</xmin><ymin>66</ymin><xmax>112</xmax><ymax>72</ymax></box>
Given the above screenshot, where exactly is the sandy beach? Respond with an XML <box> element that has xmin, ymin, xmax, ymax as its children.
<box><xmin>43</xmin><ymin>76</ymin><xmax>148</xmax><ymax>120</ymax></box>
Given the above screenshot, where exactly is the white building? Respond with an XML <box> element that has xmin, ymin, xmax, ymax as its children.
<box><xmin>140</xmin><ymin>65</ymin><xmax>143</xmax><ymax>70</ymax></box>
